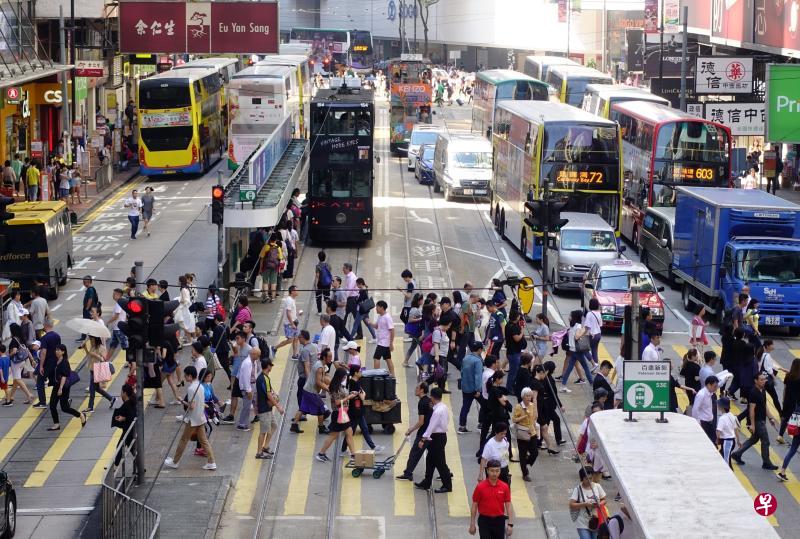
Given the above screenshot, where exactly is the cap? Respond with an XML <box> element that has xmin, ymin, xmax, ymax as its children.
<box><xmin>31</xmin><ymin>340</ymin><xmax>41</xmax><ymax>348</ymax></box>
<box><xmin>83</xmin><ymin>275</ymin><xmax>93</xmax><ymax>281</ymax></box>
<box><xmin>20</xmin><ymin>308</ymin><xmax>29</xmax><ymax>316</ymax></box>
<box><xmin>469</xmin><ymin>341</ymin><xmax>484</xmax><ymax>352</ymax></box>
<box><xmin>342</xmin><ymin>340</ymin><xmax>359</xmax><ymax>351</ymax></box>
<box><xmin>208</xmin><ymin>283</ymin><xmax>217</xmax><ymax>291</ymax></box>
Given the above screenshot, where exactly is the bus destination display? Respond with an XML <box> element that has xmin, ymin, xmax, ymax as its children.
<box><xmin>672</xmin><ymin>164</ymin><xmax>716</xmax><ymax>181</ymax></box>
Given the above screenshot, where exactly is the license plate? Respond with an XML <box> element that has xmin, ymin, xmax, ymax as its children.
<box><xmin>463</xmin><ymin>188</ymin><xmax>473</xmax><ymax>195</ymax></box>
<box><xmin>475</xmin><ymin>189</ymin><xmax>487</xmax><ymax>195</ymax></box>
<box><xmin>764</xmin><ymin>315</ymin><xmax>781</xmax><ymax>325</ymax></box>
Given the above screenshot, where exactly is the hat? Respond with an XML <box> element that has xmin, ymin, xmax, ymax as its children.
<box><xmin>342</xmin><ymin>340</ymin><xmax>359</xmax><ymax>351</ymax></box>
<box><xmin>208</xmin><ymin>283</ymin><xmax>217</xmax><ymax>291</ymax></box>
<box><xmin>31</xmin><ymin>340</ymin><xmax>41</xmax><ymax>348</ymax></box>
<box><xmin>20</xmin><ymin>308</ymin><xmax>29</xmax><ymax>316</ymax></box>
<box><xmin>469</xmin><ymin>341</ymin><xmax>484</xmax><ymax>352</ymax></box>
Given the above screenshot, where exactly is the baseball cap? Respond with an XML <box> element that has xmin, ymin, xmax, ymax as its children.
<box><xmin>20</xmin><ymin>308</ymin><xmax>29</xmax><ymax>316</ymax></box>
<box><xmin>31</xmin><ymin>340</ymin><xmax>41</xmax><ymax>348</ymax></box>
<box><xmin>342</xmin><ymin>340</ymin><xmax>359</xmax><ymax>351</ymax></box>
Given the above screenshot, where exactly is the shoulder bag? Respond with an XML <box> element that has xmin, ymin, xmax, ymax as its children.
<box><xmin>576</xmin><ymin>330</ymin><xmax>591</xmax><ymax>353</ymax></box>
<box><xmin>788</xmin><ymin>405</ymin><xmax>800</xmax><ymax>436</ymax></box>
<box><xmin>358</xmin><ymin>297</ymin><xmax>375</xmax><ymax>314</ymax></box>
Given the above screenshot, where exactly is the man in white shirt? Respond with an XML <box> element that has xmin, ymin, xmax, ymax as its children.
<box><xmin>164</xmin><ymin>366</ymin><xmax>216</xmax><ymax>470</ymax></box>
<box><xmin>691</xmin><ymin>375</ymin><xmax>719</xmax><ymax>442</ymax></box>
<box><xmin>415</xmin><ymin>387</ymin><xmax>453</xmax><ymax>493</ymax></box>
<box><xmin>27</xmin><ymin>287</ymin><xmax>48</xmax><ymax>337</ymax></box>
<box><xmin>481</xmin><ymin>355</ymin><xmax>498</xmax><ymax>400</ymax></box>
<box><xmin>123</xmin><ymin>189</ymin><xmax>143</xmax><ymax>240</ymax></box>
<box><xmin>106</xmin><ymin>289</ymin><xmax>128</xmax><ymax>360</ymax></box>
<box><xmin>641</xmin><ymin>334</ymin><xmax>662</xmax><ymax>362</ymax></box>
<box><xmin>370</xmin><ymin>300</ymin><xmax>395</xmax><ymax>375</ymax></box>
<box><xmin>236</xmin><ymin>348</ymin><xmax>259</xmax><ymax>431</ymax></box>
<box><xmin>342</xmin><ymin>262</ymin><xmax>358</xmax><ymax>324</ymax></box>
<box><xmin>318</xmin><ymin>313</ymin><xmax>337</xmax><ymax>357</ymax></box>
<box><xmin>275</xmin><ymin>286</ymin><xmax>301</xmax><ymax>358</ymax></box>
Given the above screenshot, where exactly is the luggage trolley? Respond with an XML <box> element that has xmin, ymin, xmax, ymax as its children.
<box><xmin>360</xmin><ymin>369</ymin><xmax>402</xmax><ymax>434</ymax></box>
<box><xmin>346</xmin><ymin>437</ymin><xmax>409</xmax><ymax>478</ymax></box>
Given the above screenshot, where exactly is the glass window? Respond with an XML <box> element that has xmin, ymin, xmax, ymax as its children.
<box><xmin>453</xmin><ymin>152</ymin><xmax>492</xmax><ymax>169</ymax></box>
<box><xmin>543</xmin><ymin>124</ymin><xmax>619</xmax><ymax>164</ymax></box>
<box><xmin>656</xmin><ymin>121</ymin><xmax>729</xmax><ymax>163</ymax></box>
<box><xmin>560</xmin><ymin>230</ymin><xmax>617</xmax><ymax>251</ymax></box>
<box><xmin>138</xmin><ymin>81</ymin><xmax>191</xmax><ymax>109</ymax></box>
<box><xmin>597</xmin><ymin>270</ymin><xmax>656</xmax><ymax>292</ymax></box>
<box><xmin>311</xmin><ymin>168</ymin><xmax>371</xmax><ymax>198</ymax></box>
<box><xmin>410</xmin><ymin>130</ymin><xmax>440</xmax><ymax>146</ymax></box>
<box><xmin>736</xmin><ymin>249</ymin><xmax>800</xmax><ymax>283</ymax></box>
<box><xmin>559</xmin><ymin>192</ymin><xmax>619</xmax><ymax>230</ymax></box>
<box><xmin>324</xmin><ymin>110</ymin><xmax>355</xmax><ymax>135</ymax></box>
<box><xmin>141</xmin><ymin>126</ymin><xmax>193</xmax><ymax>151</ymax></box>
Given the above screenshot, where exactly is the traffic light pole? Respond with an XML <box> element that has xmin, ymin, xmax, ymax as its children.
<box><xmin>541</xmin><ymin>181</ymin><xmax>551</xmax><ymax>317</ymax></box>
<box><xmin>217</xmin><ymin>170</ymin><xmax>225</xmax><ymax>288</ymax></box>
<box><xmin>133</xmin><ymin>260</ymin><xmax>146</xmax><ymax>484</ymax></box>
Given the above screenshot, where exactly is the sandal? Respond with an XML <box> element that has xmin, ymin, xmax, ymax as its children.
<box><xmin>23</xmin><ymin>399</ymin><xmax>32</xmax><ymax>404</ymax></box>
<box><xmin>47</xmin><ymin>425</ymin><xmax>61</xmax><ymax>431</ymax></box>
<box><xmin>81</xmin><ymin>412</ymin><xmax>87</xmax><ymax>428</ymax></box>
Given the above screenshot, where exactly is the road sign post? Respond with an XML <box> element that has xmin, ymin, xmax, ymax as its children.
<box><xmin>623</xmin><ymin>360</ymin><xmax>671</xmax><ymax>423</ymax></box>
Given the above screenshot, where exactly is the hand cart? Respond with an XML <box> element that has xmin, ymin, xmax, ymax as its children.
<box><xmin>346</xmin><ymin>436</ymin><xmax>409</xmax><ymax>479</ymax></box>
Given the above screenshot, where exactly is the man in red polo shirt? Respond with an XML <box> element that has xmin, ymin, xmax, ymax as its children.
<box><xmin>469</xmin><ymin>458</ymin><xmax>515</xmax><ymax>538</ymax></box>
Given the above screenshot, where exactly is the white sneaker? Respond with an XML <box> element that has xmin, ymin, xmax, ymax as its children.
<box><xmin>373</xmin><ymin>445</ymin><xmax>386</xmax><ymax>454</ymax></box>
<box><xmin>559</xmin><ymin>387</ymin><xmax>572</xmax><ymax>393</ymax></box>
<box><xmin>368</xmin><ymin>339</ymin><xmax>376</xmax><ymax>344</ymax></box>
<box><xmin>202</xmin><ymin>463</ymin><xmax>217</xmax><ymax>471</ymax></box>
<box><xmin>164</xmin><ymin>457</ymin><xmax>178</xmax><ymax>469</ymax></box>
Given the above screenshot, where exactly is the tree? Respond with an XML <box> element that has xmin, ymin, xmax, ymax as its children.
<box><xmin>416</xmin><ymin>0</ymin><xmax>438</xmax><ymax>58</ymax></box>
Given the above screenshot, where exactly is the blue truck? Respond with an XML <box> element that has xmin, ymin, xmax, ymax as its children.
<box><xmin>673</xmin><ymin>187</ymin><xmax>800</xmax><ymax>335</ymax></box>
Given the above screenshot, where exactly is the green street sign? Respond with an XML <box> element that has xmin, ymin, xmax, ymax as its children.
<box><xmin>622</xmin><ymin>361</ymin><xmax>670</xmax><ymax>413</ymax></box>
<box><xmin>239</xmin><ymin>184</ymin><xmax>256</xmax><ymax>202</ymax></box>
<box><xmin>766</xmin><ymin>64</ymin><xmax>800</xmax><ymax>143</ymax></box>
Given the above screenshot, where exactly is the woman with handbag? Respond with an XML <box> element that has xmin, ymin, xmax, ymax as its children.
<box><xmin>561</xmin><ymin>310</ymin><xmax>594</xmax><ymax>392</ymax></box>
<box><xmin>49</xmin><ymin>344</ymin><xmax>86</xmax><ymax>431</ymax></box>
<box><xmin>777</xmin><ymin>402</ymin><xmax>800</xmax><ymax>482</ymax></box>
<box><xmin>403</xmin><ymin>293</ymin><xmax>424</xmax><ymax>368</ymax></box>
<box><xmin>315</xmin><ymin>367</ymin><xmax>358</xmax><ymax>463</ymax></box>
<box><xmin>511</xmin><ymin>386</ymin><xmax>539</xmax><ymax>482</ymax></box>
<box><xmin>569</xmin><ymin>466</ymin><xmax>607</xmax><ymax>539</ymax></box>
<box><xmin>4</xmin><ymin>324</ymin><xmax>34</xmax><ymax>405</ymax></box>
<box><xmin>84</xmin><ymin>335</ymin><xmax>114</xmax><ymax>413</ymax></box>
<box><xmin>778</xmin><ymin>358</ymin><xmax>800</xmax><ymax>443</ymax></box>
<box><xmin>349</xmin><ymin>278</ymin><xmax>377</xmax><ymax>342</ymax></box>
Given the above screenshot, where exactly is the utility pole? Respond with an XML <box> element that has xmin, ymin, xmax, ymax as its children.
<box><xmin>601</xmin><ymin>0</ymin><xmax>607</xmax><ymax>73</ymax></box>
<box><xmin>679</xmin><ymin>5</ymin><xmax>688</xmax><ymax>112</ymax></box>
<box><xmin>216</xmin><ymin>170</ymin><xmax>225</xmax><ymax>287</ymax></box>
<box><xmin>658</xmin><ymin>0</ymin><xmax>664</xmax><ymax>83</ymax></box>
<box><xmin>133</xmin><ymin>261</ymin><xmax>146</xmax><ymax>484</ymax></box>
<box><xmin>70</xmin><ymin>0</ymin><xmax>77</xmax><ymax>164</ymax></box>
<box><xmin>59</xmin><ymin>7</ymin><xmax>70</xmax><ymax>165</ymax></box>
<box><xmin>541</xmin><ymin>181</ymin><xmax>551</xmax><ymax>317</ymax></box>
<box><xmin>631</xmin><ymin>286</ymin><xmax>641</xmax><ymax>361</ymax></box>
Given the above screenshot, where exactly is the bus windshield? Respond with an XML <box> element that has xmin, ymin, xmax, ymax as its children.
<box><xmin>543</xmin><ymin>125</ymin><xmax>619</xmax><ymax>164</ymax></box>
<box><xmin>566</xmin><ymin>78</ymin><xmax>607</xmax><ymax>107</ymax></box>
<box><xmin>656</xmin><ymin>121</ymin><xmax>729</xmax><ymax>164</ymax></box>
<box><xmin>496</xmin><ymin>81</ymin><xmax>548</xmax><ymax>101</ymax></box>
<box><xmin>560</xmin><ymin>230</ymin><xmax>617</xmax><ymax>252</ymax></box>
<box><xmin>139</xmin><ymin>81</ymin><xmax>191</xmax><ymax>109</ymax></box>
<box><xmin>311</xmin><ymin>168</ymin><xmax>371</xmax><ymax>198</ymax></box>
<box><xmin>454</xmin><ymin>151</ymin><xmax>492</xmax><ymax>169</ymax></box>
<box><xmin>737</xmin><ymin>249</ymin><xmax>800</xmax><ymax>283</ymax></box>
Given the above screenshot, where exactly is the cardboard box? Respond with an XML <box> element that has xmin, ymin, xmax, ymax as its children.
<box><xmin>354</xmin><ymin>449</ymin><xmax>375</xmax><ymax>468</ymax></box>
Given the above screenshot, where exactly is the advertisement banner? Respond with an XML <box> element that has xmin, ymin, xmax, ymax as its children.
<box><xmin>695</xmin><ymin>56</ymin><xmax>753</xmax><ymax>94</ymax></box>
<box><xmin>644</xmin><ymin>0</ymin><xmax>659</xmax><ymax>33</ymax></box>
<box><xmin>663</xmin><ymin>0</ymin><xmax>680</xmax><ymax>33</ymax></box>
<box><xmin>711</xmin><ymin>0</ymin><xmax>754</xmax><ymax>44</ymax></box>
<box><xmin>558</xmin><ymin>0</ymin><xmax>567</xmax><ymax>23</ymax></box>
<box><xmin>754</xmin><ymin>0</ymin><xmax>800</xmax><ymax>54</ymax></box>
<box><xmin>140</xmin><ymin>111</ymin><xmax>191</xmax><ymax>128</ymax></box>
<box><xmin>704</xmin><ymin>102</ymin><xmax>765</xmax><ymax>136</ymax></box>
<box><xmin>75</xmin><ymin>60</ymin><xmax>105</xmax><ymax>77</ymax></box>
<box><xmin>645</xmin><ymin>33</ymin><xmax>698</xmax><ymax>78</ymax></box>
<box><xmin>119</xmin><ymin>1</ymin><xmax>279</xmax><ymax>54</ymax></box>
<box><xmin>249</xmin><ymin>116</ymin><xmax>292</xmax><ymax>190</ymax></box>
<box><xmin>625</xmin><ymin>28</ymin><xmax>644</xmax><ymax>72</ymax></box>
<box><xmin>766</xmin><ymin>64</ymin><xmax>800</xmax><ymax>143</ymax></box>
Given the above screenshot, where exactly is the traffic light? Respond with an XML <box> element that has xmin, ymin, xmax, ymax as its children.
<box><xmin>524</xmin><ymin>199</ymin><xmax>570</xmax><ymax>232</ymax></box>
<box><xmin>211</xmin><ymin>185</ymin><xmax>224</xmax><ymax>225</ymax></box>
<box><xmin>118</xmin><ymin>297</ymin><xmax>149</xmax><ymax>350</ymax></box>
<box><xmin>0</xmin><ymin>196</ymin><xmax>15</xmax><ymax>224</ymax></box>
<box><xmin>548</xmin><ymin>199</ymin><xmax>570</xmax><ymax>231</ymax></box>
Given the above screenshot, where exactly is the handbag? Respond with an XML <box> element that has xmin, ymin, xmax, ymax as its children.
<box><xmin>788</xmin><ymin>405</ymin><xmax>800</xmax><ymax>436</ymax></box>
<box><xmin>576</xmin><ymin>332</ymin><xmax>591</xmax><ymax>353</ymax></box>
<box><xmin>93</xmin><ymin>361</ymin><xmax>112</xmax><ymax>383</ymax></box>
<box><xmin>514</xmin><ymin>424</ymin><xmax>532</xmax><ymax>442</ymax></box>
<box><xmin>337</xmin><ymin>403</ymin><xmax>350</xmax><ymax>424</ymax></box>
<box><xmin>253</xmin><ymin>275</ymin><xmax>263</xmax><ymax>298</ymax></box>
<box><xmin>66</xmin><ymin>371</ymin><xmax>80</xmax><ymax>387</ymax></box>
<box><xmin>358</xmin><ymin>297</ymin><xmax>375</xmax><ymax>314</ymax></box>
<box><xmin>211</xmin><ymin>352</ymin><xmax>222</xmax><ymax>371</ymax></box>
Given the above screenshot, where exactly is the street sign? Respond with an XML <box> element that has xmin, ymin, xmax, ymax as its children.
<box><xmin>622</xmin><ymin>360</ymin><xmax>671</xmax><ymax>413</ymax></box>
<box><xmin>5</xmin><ymin>86</ymin><xmax>22</xmax><ymax>104</ymax></box>
<box><xmin>75</xmin><ymin>60</ymin><xmax>105</xmax><ymax>77</ymax></box>
<box><xmin>766</xmin><ymin>64</ymin><xmax>800</xmax><ymax>143</ymax></box>
<box><xmin>239</xmin><ymin>184</ymin><xmax>256</xmax><ymax>202</ymax></box>
<box><xmin>449</xmin><ymin>50</ymin><xmax>461</xmax><ymax>60</ymax></box>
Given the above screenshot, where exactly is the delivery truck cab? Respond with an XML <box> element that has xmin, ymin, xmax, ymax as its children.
<box><xmin>672</xmin><ymin>187</ymin><xmax>800</xmax><ymax>334</ymax></box>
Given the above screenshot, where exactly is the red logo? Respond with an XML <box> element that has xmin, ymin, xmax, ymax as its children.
<box><xmin>5</xmin><ymin>87</ymin><xmax>20</xmax><ymax>100</ymax></box>
<box><xmin>726</xmin><ymin>61</ymin><xmax>746</xmax><ymax>81</ymax></box>
<box><xmin>753</xmin><ymin>492</ymin><xmax>777</xmax><ymax>516</ymax></box>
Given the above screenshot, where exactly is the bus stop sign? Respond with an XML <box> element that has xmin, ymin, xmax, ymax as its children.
<box><xmin>622</xmin><ymin>360</ymin><xmax>670</xmax><ymax>413</ymax></box>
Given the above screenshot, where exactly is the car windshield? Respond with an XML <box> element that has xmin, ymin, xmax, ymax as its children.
<box><xmin>411</xmin><ymin>130</ymin><xmax>440</xmax><ymax>145</ymax></box>
<box><xmin>420</xmin><ymin>145</ymin><xmax>435</xmax><ymax>160</ymax></box>
<box><xmin>560</xmin><ymin>230</ymin><xmax>616</xmax><ymax>251</ymax></box>
<box><xmin>597</xmin><ymin>270</ymin><xmax>656</xmax><ymax>292</ymax></box>
<box><xmin>736</xmin><ymin>249</ymin><xmax>800</xmax><ymax>283</ymax></box>
<box><xmin>454</xmin><ymin>151</ymin><xmax>492</xmax><ymax>168</ymax></box>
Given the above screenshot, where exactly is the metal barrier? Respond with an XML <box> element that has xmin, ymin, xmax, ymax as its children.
<box><xmin>95</xmin><ymin>162</ymin><xmax>113</xmax><ymax>193</ymax></box>
<box><xmin>101</xmin><ymin>419</ymin><xmax>161</xmax><ymax>539</ymax></box>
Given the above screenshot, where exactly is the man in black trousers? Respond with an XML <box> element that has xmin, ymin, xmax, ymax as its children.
<box><xmin>414</xmin><ymin>387</ymin><xmax>453</xmax><ymax>493</ymax></box>
<box><xmin>396</xmin><ymin>382</ymin><xmax>432</xmax><ymax>481</ymax></box>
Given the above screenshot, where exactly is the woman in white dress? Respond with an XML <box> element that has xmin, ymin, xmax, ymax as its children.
<box><xmin>175</xmin><ymin>275</ymin><xmax>196</xmax><ymax>345</ymax></box>
<box><xmin>1</xmin><ymin>289</ymin><xmax>24</xmax><ymax>345</ymax></box>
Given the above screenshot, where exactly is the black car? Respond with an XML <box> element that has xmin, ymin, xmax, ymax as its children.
<box><xmin>0</xmin><ymin>470</ymin><xmax>15</xmax><ymax>538</ymax></box>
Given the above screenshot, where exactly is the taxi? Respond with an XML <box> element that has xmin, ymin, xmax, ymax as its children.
<box><xmin>581</xmin><ymin>259</ymin><xmax>665</xmax><ymax>330</ymax></box>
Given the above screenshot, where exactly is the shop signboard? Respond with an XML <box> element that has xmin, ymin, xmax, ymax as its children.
<box><xmin>75</xmin><ymin>60</ymin><xmax>105</xmax><ymax>77</ymax></box>
<box><xmin>30</xmin><ymin>140</ymin><xmax>44</xmax><ymax>159</ymax></box>
<box><xmin>645</xmin><ymin>33</ymin><xmax>697</xmax><ymax>78</ymax></box>
<box><xmin>644</xmin><ymin>0</ymin><xmax>658</xmax><ymax>33</ymax></box>
<box><xmin>5</xmin><ymin>86</ymin><xmax>22</xmax><ymax>104</ymax></box>
<box><xmin>754</xmin><ymin>0</ymin><xmax>800</xmax><ymax>54</ymax></box>
<box><xmin>622</xmin><ymin>361</ymin><xmax>670</xmax><ymax>413</ymax></box>
<box><xmin>119</xmin><ymin>1</ymin><xmax>279</xmax><ymax>54</ymax></box>
<box><xmin>762</xmin><ymin>150</ymin><xmax>777</xmax><ymax>177</ymax></box>
<box><xmin>766</xmin><ymin>64</ymin><xmax>800</xmax><ymax>143</ymax></box>
<box><xmin>72</xmin><ymin>122</ymin><xmax>85</xmax><ymax>139</ymax></box>
<box><xmin>695</xmin><ymin>56</ymin><xmax>753</xmax><ymax>94</ymax></box>
<box><xmin>704</xmin><ymin>102</ymin><xmax>765</xmax><ymax>136</ymax></box>
<box><xmin>649</xmin><ymin>77</ymin><xmax>696</xmax><ymax>108</ymax></box>
<box><xmin>686</xmin><ymin>103</ymin><xmax>703</xmax><ymax>118</ymax></box>
<box><xmin>711</xmin><ymin>0</ymin><xmax>754</xmax><ymax>44</ymax></box>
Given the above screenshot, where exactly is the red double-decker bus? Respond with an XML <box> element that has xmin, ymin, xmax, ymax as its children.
<box><xmin>611</xmin><ymin>101</ymin><xmax>732</xmax><ymax>246</ymax></box>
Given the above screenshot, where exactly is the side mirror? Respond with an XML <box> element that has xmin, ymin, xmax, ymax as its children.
<box><xmin>660</xmin><ymin>238</ymin><xmax>668</xmax><ymax>248</ymax></box>
<box><xmin>657</xmin><ymin>286</ymin><xmax>665</xmax><ymax>292</ymax></box>
<box><xmin>584</xmin><ymin>282</ymin><xmax>594</xmax><ymax>290</ymax></box>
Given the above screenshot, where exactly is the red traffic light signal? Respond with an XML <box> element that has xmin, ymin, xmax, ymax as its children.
<box><xmin>212</xmin><ymin>185</ymin><xmax>224</xmax><ymax>200</ymax></box>
<box><xmin>211</xmin><ymin>185</ymin><xmax>225</xmax><ymax>225</ymax></box>
<box><xmin>127</xmin><ymin>298</ymin><xmax>144</xmax><ymax>314</ymax></box>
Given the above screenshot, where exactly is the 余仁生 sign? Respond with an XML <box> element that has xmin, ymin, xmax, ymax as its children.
<box><xmin>622</xmin><ymin>360</ymin><xmax>671</xmax><ymax>413</ymax></box>
<box><xmin>75</xmin><ymin>60</ymin><xmax>105</xmax><ymax>77</ymax></box>
<box><xmin>119</xmin><ymin>1</ymin><xmax>279</xmax><ymax>54</ymax></box>
<box><xmin>704</xmin><ymin>102</ymin><xmax>765</xmax><ymax>136</ymax></box>
<box><xmin>695</xmin><ymin>56</ymin><xmax>753</xmax><ymax>94</ymax></box>
<box><xmin>766</xmin><ymin>64</ymin><xmax>800</xmax><ymax>143</ymax></box>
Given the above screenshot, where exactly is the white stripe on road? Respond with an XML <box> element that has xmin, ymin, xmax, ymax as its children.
<box><xmin>50</xmin><ymin>304</ymin><xmax>62</xmax><ymax>312</ymax></box>
<box><xmin>66</xmin><ymin>293</ymin><xmax>76</xmax><ymax>301</ymax></box>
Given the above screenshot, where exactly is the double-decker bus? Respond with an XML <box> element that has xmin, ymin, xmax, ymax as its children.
<box><xmin>137</xmin><ymin>67</ymin><xmax>224</xmax><ymax>175</ymax></box>
<box><xmin>581</xmin><ymin>83</ymin><xmax>669</xmax><ymax>119</ymax></box>
<box><xmin>307</xmin><ymin>85</ymin><xmax>375</xmax><ymax>242</ymax></box>
<box><xmin>349</xmin><ymin>30</ymin><xmax>374</xmax><ymax>71</ymax></box>
<box><xmin>387</xmin><ymin>56</ymin><xmax>432</xmax><ymax>154</ymax></box>
<box><xmin>289</xmin><ymin>27</ymin><xmax>350</xmax><ymax>73</ymax></box>
<box><xmin>546</xmin><ymin>65</ymin><xmax>613</xmax><ymax>107</ymax></box>
<box><xmin>610</xmin><ymin>101</ymin><xmax>733</xmax><ymax>245</ymax></box>
<box><xmin>522</xmin><ymin>55</ymin><xmax>578</xmax><ymax>82</ymax></box>
<box><xmin>227</xmin><ymin>65</ymin><xmax>297</xmax><ymax>170</ymax></box>
<box><xmin>258</xmin><ymin>54</ymin><xmax>313</xmax><ymax>138</ymax></box>
<box><xmin>490</xmin><ymin>101</ymin><xmax>623</xmax><ymax>263</ymax></box>
<box><xmin>471</xmin><ymin>69</ymin><xmax>549</xmax><ymax>139</ymax></box>
<box><xmin>173</xmin><ymin>57</ymin><xmax>242</xmax><ymax>140</ymax></box>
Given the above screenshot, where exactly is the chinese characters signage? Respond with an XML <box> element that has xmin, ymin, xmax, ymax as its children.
<box><xmin>622</xmin><ymin>361</ymin><xmax>670</xmax><ymax>413</ymax></box>
<box><xmin>672</xmin><ymin>164</ymin><xmax>716</xmax><ymax>181</ymax></box>
<box><xmin>556</xmin><ymin>169</ymin><xmax>604</xmax><ymax>185</ymax></box>
<box><xmin>75</xmin><ymin>60</ymin><xmax>105</xmax><ymax>77</ymax></box>
<box><xmin>695</xmin><ymin>56</ymin><xmax>753</xmax><ymax>94</ymax></box>
<box><xmin>704</xmin><ymin>103</ymin><xmax>765</xmax><ymax>136</ymax></box>
<box><xmin>119</xmin><ymin>1</ymin><xmax>278</xmax><ymax>54</ymax></box>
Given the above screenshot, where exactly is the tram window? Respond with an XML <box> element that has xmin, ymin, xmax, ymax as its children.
<box><xmin>311</xmin><ymin>169</ymin><xmax>371</xmax><ymax>198</ymax></box>
<box><xmin>324</xmin><ymin>110</ymin><xmax>356</xmax><ymax>135</ymax></box>
<box><xmin>356</xmin><ymin>110</ymin><xmax>372</xmax><ymax>135</ymax></box>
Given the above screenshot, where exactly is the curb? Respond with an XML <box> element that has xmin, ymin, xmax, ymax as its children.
<box><xmin>73</xmin><ymin>167</ymin><xmax>141</xmax><ymax>222</ymax></box>
<box><xmin>204</xmin><ymin>478</ymin><xmax>232</xmax><ymax>539</ymax></box>
<box><xmin>541</xmin><ymin>511</ymin><xmax>560</xmax><ymax>539</ymax></box>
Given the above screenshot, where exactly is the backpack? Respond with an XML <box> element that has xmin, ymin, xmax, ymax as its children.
<box><xmin>263</xmin><ymin>245</ymin><xmax>280</xmax><ymax>270</ymax></box>
<box><xmin>420</xmin><ymin>332</ymin><xmax>434</xmax><ymax>354</ymax></box>
<box><xmin>251</xmin><ymin>335</ymin><xmax>271</xmax><ymax>360</ymax></box>
<box><xmin>318</xmin><ymin>262</ymin><xmax>332</xmax><ymax>287</ymax></box>
<box><xmin>561</xmin><ymin>331</ymin><xmax>570</xmax><ymax>352</ymax></box>
<box><xmin>598</xmin><ymin>514</ymin><xmax>624</xmax><ymax>537</ymax></box>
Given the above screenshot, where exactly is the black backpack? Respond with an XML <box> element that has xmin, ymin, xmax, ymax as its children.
<box><xmin>597</xmin><ymin>514</ymin><xmax>624</xmax><ymax>538</ymax></box>
<box><xmin>250</xmin><ymin>335</ymin><xmax>271</xmax><ymax>360</ymax></box>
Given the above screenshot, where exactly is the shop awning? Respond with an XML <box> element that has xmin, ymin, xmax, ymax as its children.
<box><xmin>0</xmin><ymin>63</ymin><xmax>73</xmax><ymax>89</ymax></box>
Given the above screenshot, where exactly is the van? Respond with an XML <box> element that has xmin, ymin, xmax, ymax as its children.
<box><xmin>546</xmin><ymin>212</ymin><xmax>622</xmax><ymax>292</ymax></box>
<box><xmin>432</xmin><ymin>133</ymin><xmax>493</xmax><ymax>201</ymax></box>
<box><xmin>639</xmin><ymin>206</ymin><xmax>677</xmax><ymax>284</ymax></box>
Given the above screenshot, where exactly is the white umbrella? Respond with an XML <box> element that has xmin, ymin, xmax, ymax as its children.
<box><xmin>66</xmin><ymin>318</ymin><xmax>111</xmax><ymax>339</ymax></box>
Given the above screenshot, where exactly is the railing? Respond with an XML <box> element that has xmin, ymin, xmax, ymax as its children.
<box><xmin>101</xmin><ymin>419</ymin><xmax>161</xmax><ymax>539</ymax></box>
<box><xmin>94</xmin><ymin>161</ymin><xmax>113</xmax><ymax>193</ymax></box>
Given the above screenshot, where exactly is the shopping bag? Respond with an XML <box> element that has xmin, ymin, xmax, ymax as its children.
<box><xmin>93</xmin><ymin>361</ymin><xmax>112</xmax><ymax>383</ymax></box>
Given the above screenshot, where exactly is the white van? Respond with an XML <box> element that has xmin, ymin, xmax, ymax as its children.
<box><xmin>432</xmin><ymin>133</ymin><xmax>493</xmax><ymax>201</ymax></box>
<box><xmin>547</xmin><ymin>212</ymin><xmax>623</xmax><ymax>292</ymax></box>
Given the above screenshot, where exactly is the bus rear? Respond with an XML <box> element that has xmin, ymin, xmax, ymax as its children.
<box><xmin>227</xmin><ymin>78</ymin><xmax>287</xmax><ymax>169</ymax></box>
<box><xmin>138</xmin><ymin>76</ymin><xmax>201</xmax><ymax>175</ymax></box>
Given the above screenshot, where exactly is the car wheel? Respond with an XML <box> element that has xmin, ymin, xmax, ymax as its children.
<box><xmin>58</xmin><ymin>267</ymin><xmax>68</xmax><ymax>287</ymax></box>
<box><xmin>499</xmin><ymin>212</ymin><xmax>506</xmax><ymax>239</ymax></box>
<box><xmin>681</xmin><ymin>283</ymin><xmax>695</xmax><ymax>312</ymax></box>
<box><xmin>5</xmin><ymin>496</ymin><xmax>15</xmax><ymax>538</ymax></box>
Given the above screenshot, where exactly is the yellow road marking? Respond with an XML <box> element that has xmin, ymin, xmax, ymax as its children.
<box><xmin>441</xmin><ymin>391</ymin><xmax>470</xmax><ymax>517</ymax></box>
<box><xmin>393</xmin><ymin>337</ymin><xmax>415</xmax><ymax>517</ymax></box>
<box><xmin>231</xmin><ymin>346</ymin><xmax>289</xmax><ymax>514</ymax></box>
<box><xmin>72</xmin><ymin>176</ymin><xmax>146</xmax><ymax>234</ymax></box>
<box><xmin>509</xmin><ymin>469</ymin><xmax>536</xmax><ymax>518</ymax></box>
<box><xmin>25</xmin><ymin>352</ymin><xmax>125</xmax><ymax>487</ymax></box>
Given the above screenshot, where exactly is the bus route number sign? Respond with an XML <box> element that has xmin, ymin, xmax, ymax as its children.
<box><xmin>556</xmin><ymin>169</ymin><xmax>604</xmax><ymax>185</ymax></box>
<box><xmin>622</xmin><ymin>360</ymin><xmax>671</xmax><ymax>413</ymax></box>
<box><xmin>673</xmin><ymin>164</ymin><xmax>715</xmax><ymax>181</ymax></box>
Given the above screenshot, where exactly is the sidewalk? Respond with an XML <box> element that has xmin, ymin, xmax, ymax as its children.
<box><xmin>773</xmin><ymin>183</ymin><xmax>800</xmax><ymax>205</ymax></box>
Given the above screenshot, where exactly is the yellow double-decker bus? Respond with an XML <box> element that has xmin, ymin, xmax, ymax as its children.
<box><xmin>490</xmin><ymin>101</ymin><xmax>623</xmax><ymax>263</ymax></box>
<box><xmin>137</xmin><ymin>67</ymin><xmax>225</xmax><ymax>176</ymax></box>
